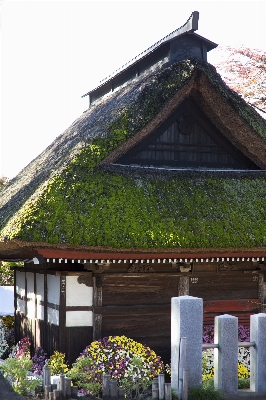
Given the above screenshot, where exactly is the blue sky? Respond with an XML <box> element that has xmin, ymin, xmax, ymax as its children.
<box><xmin>1</xmin><ymin>0</ymin><xmax>266</xmax><ymax>179</ymax></box>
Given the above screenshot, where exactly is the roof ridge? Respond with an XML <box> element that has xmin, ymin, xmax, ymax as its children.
<box><xmin>98</xmin><ymin>11</ymin><xmax>199</xmax><ymax>85</ymax></box>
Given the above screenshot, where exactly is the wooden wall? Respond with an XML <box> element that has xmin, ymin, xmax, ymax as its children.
<box><xmin>93</xmin><ymin>268</ymin><xmax>263</xmax><ymax>364</ymax></box>
<box><xmin>15</xmin><ymin>263</ymin><xmax>265</xmax><ymax>366</ymax></box>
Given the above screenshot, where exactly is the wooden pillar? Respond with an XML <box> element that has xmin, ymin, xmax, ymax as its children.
<box><xmin>59</xmin><ymin>275</ymin><xmax>66</xmax><ymax>353</ymax></box>
<box><xmin>14</xmin><ymin>268</ymin><xmax>19</xmax><ymax>344</ymax></box>
<box><xmin>178</xmin><ymin>276</ymin><xmax>189</xmax><ymax>296</ymax></box>
<box><xmin>259</xmin><ymin>274</ymin><xmax>266</xmax><ymax>313</ymax></box>
<box><xmin>93</xmin><ymin>276</ymin><xmax>102</xmax><ymax>340</ymax></box>
<box><xmin>43</xmin><ymin>273</ymin><xmax>48</xmax><ymax>354</ymax></box>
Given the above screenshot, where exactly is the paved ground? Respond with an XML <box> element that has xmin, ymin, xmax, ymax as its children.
<box><xmin>226</xmin><ymin>390</ymin><xmax>266</xmax><ymax>400</ymax></box>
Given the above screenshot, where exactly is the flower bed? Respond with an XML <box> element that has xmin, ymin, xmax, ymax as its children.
<box><xmin>67</xmin><ymin>335</ymin><xmax>164</xmax><ymax>397</ymax></box>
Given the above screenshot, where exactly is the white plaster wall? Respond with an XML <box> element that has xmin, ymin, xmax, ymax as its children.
<box><xmin>36</xmin><ymin>274</ymin><xmax>44</xmax><ymax>320</ymax></box>
<box><xmin>17</xmin><ymin>298</ymin><xmax>25</xmax><ymax>314</ymax></box>
<box><xmin>66</xmin><ymin>276</ymin><xmax>93</xmax><ymax>307</ymax></box>
<box><xmin>47</xmin><ymin>275</ymin><xmax>60</xmax><ymax>305</ymax></box>
<box><xmin>47</xmin><ymin>307</ymin><xmax>59</xmax><ymax>325</ymax></box>
<box><xmin>26</xmin><ymin>272</ymin><xmax>35</xmax><ymax>319</ymax></box>
<box><xmin>16</xmin><ymin>271</ymin><xmax>25</xmax><ymax>314</ymax></box>
<box><xmin>16</xmin><ymin>270</ymin><xmax>25</xmax><ymax>297</ymax></box>
<box><xmin>66</xmin><ymin>311</ymin><xmax>93</xmax><ymax>327</ymax></box>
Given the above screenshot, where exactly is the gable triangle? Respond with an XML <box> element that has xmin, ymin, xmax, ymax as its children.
<box><xmin>115</xmin><ymin>101</ymin><xmax>259</xmax><ymax>170</ymax></box>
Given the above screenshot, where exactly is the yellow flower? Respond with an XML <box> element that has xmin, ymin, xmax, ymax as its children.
<box><xmin>238</xmin><ymin>363</ymin><xmax>249</xmax><ymax>379</ymax></box>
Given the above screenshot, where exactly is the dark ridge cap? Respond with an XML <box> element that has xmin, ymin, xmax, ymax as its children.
<box><xmin>82</xmin><ymin>12</ymin><xmax>217</xmax><ymax>99</ymax></box>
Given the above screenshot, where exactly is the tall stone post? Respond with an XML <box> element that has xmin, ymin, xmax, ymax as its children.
<box><xmin>214</xmin><ymin>314</ymin><xmax>238</xmax><ymax>395</ymax></box>
<box><xmin>250</xmin><ymin>313</ymin><xmax>266</xmax><ymax>392</ymax></box>
<box><xmin>171</xmin><ymin>295</ymin><xmax>203</xmax><ymax>392</ymax></box>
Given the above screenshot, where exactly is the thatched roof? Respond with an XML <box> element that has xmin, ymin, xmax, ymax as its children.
<box><xmin>1</xmin><ymin>52</ymin><xmax>266</xmax><ymax>258</ymax></box>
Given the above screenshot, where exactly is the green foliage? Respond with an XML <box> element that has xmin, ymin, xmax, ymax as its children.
<box><xmin>0</xmin><ymin>315</ymin><xmax>14</xmax><ymax>331</ymax></box>
<box><xmin>0</xmin><ymin>319</ymin><xmax>8</xmax><ymax>358</ymax></box>
<box><xmin>238</xmin><ymin>378</ymin><xmax>250</xmax><ymax>389</ymax></box>
<box><xmin>67</xmin><ymin>357</ymin><xmax>101</xmax><ymax>396</ymax></box>
<box><xmin>0</xmin><ymin>357</ymin><xmax>41</xmax><ymax>395</ymax></box>
<box><xmin>188</xmin><ymin>385</ymin><xmax>225</xmax><ymax>400</ymax></box>
<box><xmin>203</xmin><ymin>377</ymin><xmax>250</xmax><ymax>391</ymax></box>
<box><xmin>171</xmin><ymin>388</ymin><xmax>178</xmax><ymax>400</ymax></box>
<box><xmin>47</xmin><ymin>350</ymin><xmax>68</xmax><ymax>375</ymax></box>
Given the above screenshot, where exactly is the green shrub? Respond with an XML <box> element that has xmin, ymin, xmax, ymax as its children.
<box><xmin>203</xmin><ymin>377</ymin><xmax>250</xmax><ymax>390</ymax></box>
<box><xmin>188</xmin><ymin>386</ymin><xmax>225</xmax><ymax>400</ymax></box>
<box><xmin>0</xmin><ymin>356</ymin><xmax>41</xmax><ymax>395</ymax></box>
<box><xmin>0</xmin><ymin>318</ymin><xmax>8</xmax><ymax>358</ymax></box>
<box><xmin>46</xmin><ymin>350</ymin><xmax>68</xmax><ymax>375</ymax></box>
<box><xmin>238</xmin><ymin>378</ymin><xmax>250</xmax><ymax>389</ymax></box>
<box><xmin>0</xmin><ymin>315</ymin><xmax>14</xmax><ymax>331</ymax></box>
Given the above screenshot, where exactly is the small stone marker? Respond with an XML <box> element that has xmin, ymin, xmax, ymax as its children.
<box><xmin>118</xmin><ymin>388</ymin><xmax>125</xmax><ymax>399</ymax></box>
<box><xmin>110</xmin><ymin>379</ymin><xmax>118</xmax><ymax>400</ymax></box>
<box><xmin>164</xmin><ymin>382</ymin><xmax>172</xmax><ymax>400</ymax></box>
<box><xmin>43</xmin><ymin>366</ymin><xmax>51</xmax><ymax>388</ymax></box>
<box><xmin>71</xmin><ymin>386</ymin><xmax>78</xmax><ymax>399</ymax></box>
<box><xmin>53</xmin><ymin>390</ymin><xmax>61</xmax><ymax>400</ymax></box>
<box><xmin>60</xmin><ymin>373</ymin><xmax>65</xmax><ymax>396</ymax></box>
<box><xmin>51</xmin><ymin>375</ymin><xmax>60</xmax><ymax>389</ymax></box>
<box><xmin>103</xmin><ymin>374</ymin><xmax>111</xmax><ymax>400</ymax></box>
<box><xmin>152</xmin><ymin>377</ymin><xmax>159</xmax><ymax>400</ymax></box>
<box><xmin>44</xmin><ymin>385</ymin><xmax>52</xmax><ymax>400</ymax></box>
<box><xmin>65</xmin><ymin>377</ymin><xmax>71</xmax><ymax>399</ymax></box>
<box><xmin>214</xmin><ymin>314</ymin><xmax>238</xmax><ymax>395</ymax></box>
<box><xmin>250</xmin><ymin>313</ymin><xmax>266</xmax><ymax>392</ymax></box>
<box><xmin>158</xmin><ymin>374</ymin><xmax>165</xmax><ymax>400</ymax></box>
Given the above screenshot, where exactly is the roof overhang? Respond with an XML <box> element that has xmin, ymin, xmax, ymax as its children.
<box><xmin>1</xmin><ymin>240</ymin><xmax>266</xmax><ymax>264</ymax></box>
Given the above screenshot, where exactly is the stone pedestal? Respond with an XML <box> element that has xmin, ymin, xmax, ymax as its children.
<box><xmin>214</xmin><ymin>314</ymin><xmax>238</xmax><ymax>395</ymax></box>
<box><xmin>171</xmin><ymin>295</ymin><xmax>203</xmax><ymax>392</ymax></box>
<box><xmin>250</xmin><ymin>313</ymin><xmax>266</xmax><ymax>392</ymax></box>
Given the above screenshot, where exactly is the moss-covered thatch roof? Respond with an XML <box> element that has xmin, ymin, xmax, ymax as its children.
<box><xmin>1</xmin><ymin>57</ymin><xmax>266</xmax><ymax>256</ymax></box>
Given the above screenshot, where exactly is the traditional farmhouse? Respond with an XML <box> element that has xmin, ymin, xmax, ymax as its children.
<box><xmin>1</xmin><ymin>12</ymin><xmax>266</xmax><ymax>365</ymax></box>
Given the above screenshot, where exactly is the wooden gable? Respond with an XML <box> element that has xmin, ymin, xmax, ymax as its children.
<box><xmin>116</xmin><ymin>100</ymin><xmax>259</xmax><ymax>170</ymax></box>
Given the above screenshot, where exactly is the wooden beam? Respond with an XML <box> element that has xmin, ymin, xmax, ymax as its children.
<box><xmin>37</xmin><ymin>248</ymin><xmax>266</xmax><ymax>261</ymax></box>
<box><xmin>94</xmin><ymin>304</ymin><xmax>170</xmax><ymax>316</ymax></box>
